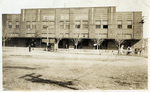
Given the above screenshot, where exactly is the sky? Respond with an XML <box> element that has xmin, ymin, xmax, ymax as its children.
<box><xmin>0</xmin><ymin>0</ymin><xmax>150</xmax><ymax>38</ymax></box>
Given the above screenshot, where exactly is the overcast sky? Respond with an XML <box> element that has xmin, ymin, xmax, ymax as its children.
<box><xmin>0</xmin><ymin>0</ymin><xmax>150</xmax><ymax>38</ymax></box>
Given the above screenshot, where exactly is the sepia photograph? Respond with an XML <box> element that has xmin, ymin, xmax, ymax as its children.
<box><xmin>0</xmin><ymin>0</ymin><xmax>149</xmax><ymax>91</ymax></box>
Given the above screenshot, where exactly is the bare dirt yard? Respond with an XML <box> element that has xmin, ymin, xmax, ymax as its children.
<box><xmin>2</xmin><ymin>47</ymin><xmax>148</xmax><ymax>91</ymax></box>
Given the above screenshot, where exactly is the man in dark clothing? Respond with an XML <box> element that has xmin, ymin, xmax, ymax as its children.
<box><xmin>47</xmin><ymin>43</ymin><xmax>51</xmax><ymax>51</ymax></box>
<box><xmin>127</xmin><ymin>46</ymin><xmax>132</xmax><ymax>55</ymax></box>
<box><xmin>29</xmin><ymin>45</ymin><xmax>31</xmax><ymax>52</ymax></box>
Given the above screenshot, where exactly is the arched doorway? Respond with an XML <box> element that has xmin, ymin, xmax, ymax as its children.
<box><xmin>58</xmin><ymin>39</ymin><xmax>69</xmax><ymax>48</ymax></box>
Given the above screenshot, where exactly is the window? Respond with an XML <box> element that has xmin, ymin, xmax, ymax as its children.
<box><xmin>16</xmin><ymin>25</ymin><xmax>19</xmax><ymax>28</ymax></box>
<box><xmin>16</xmin><ymin>21</ymin><xmax>19</xmax><ymax>28</ymax></box>
<box><xmin>127</xmin><ymin>20</ymin><xmax>132</xmax><ymax>29</ymax></box>
<box><xmin>95</xmin><ymin>20</ymin><xmax>101</xmax><ymax>29</ymax></box>
<box><xmin>43</xmin><ymin>21</ymin><xmax>55</xmax><ymax>29</ymax></box>
<box><xmin>82</xmin><ymin>20</ymin><xmax>88</xmax><ymax>29</ymax></box>
<box><xmin>59</xmin><ymin>21</ymin><xmax>64</xmax><ymax>29</ymax></box>
<box><xmin>103</xmin><ymin>25</ymin><xmax>108</xmax><ymax>29</ymax></box>
<box><xmin>117</xmin><ymin>20</ymin><xmax>122</xmax><ymax>29</ymax></box>
<box><xmin>118</xmin><ymin>25</ymin><xmax>122</xmax><ymax>29</ymax></box>
<box><xmin>32</xmin><ymin>21</ymin><xmax>36</xmax><ymax>29</ymax></box>
<box><xmin>48</xmin><ymin>21</ymin><xmax>55</xmax><ymax>29</ymax></box>
<box><xmin>127</xmin><ymin>25</ymin><xmax>132</xmax><ymax>29</ymax></box>
<box><xmin>75</xmin><ymin>20</ymin><xmax>80</xmax><ymax>29</ymax></box>
<box><xmin>65</xmin><ymin>21</ymin><xmax>70</xmax><ymax>29</ymax></box>
<box><xmin>103</xmin><ymin>20</ymin><xmax>108</xmax><ymax>29</ymax></box>
<box><xmin>8</xmin><ymin>21</ymin><xmax>12</xmax><ymax>28</ymax></box>
<box><xmin>26</xmin><ymin>21</ymin><xmax>30</xmax><ymax>29</ymax></box>
<box><xmin>43</xmin><ymin>25</ymin><xmax>47</xmax><ymax>29</ymax></box>
<box><xmin>43</xmin><ymin>21</ymin><xmax>47</xmax><ymax>29</ymax></box>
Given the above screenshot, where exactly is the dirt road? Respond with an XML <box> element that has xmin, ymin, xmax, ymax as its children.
<box><xmin>2</xmin><ymin>48</ymin><xmax>148</xmax><ymax>90</ymax></box>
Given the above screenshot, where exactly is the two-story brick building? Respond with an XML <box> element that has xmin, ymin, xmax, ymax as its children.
<box><xmin>2</xmin><ymin>6</ymin><xmax>143</xmax><ymax>50</ymax></box>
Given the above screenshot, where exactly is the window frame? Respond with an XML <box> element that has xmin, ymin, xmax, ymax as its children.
<box><xmin>26</xmin><ymin>21</ymin><xmax>31</xmax><ymax>29</ymax></box>
<box><xmin>32</xmin><ymin>21</ymin><xmax>36</xmax><ymax>29</ymax></box>
<box><xmin>102</xmin><ymin>20</ymin><xmax>108</xmax><ymax>29</ymax></box>
<box><xmin>127</xmin><ymin>20</ymin><xmax>132</xmax><ymax>29</ymax></box>
<box><xmin>59</xmin><ymin>21</ymin><xmax>64</xmax><ymax>29</ymax></box>
<box><xmin>117</xmin><ymin>20</ymin><xmax>122</xmax><ymax>29</ymax></box>
<box><xmin>8</xmin><ymin>21</ymin><xmax>12</xmax><ymax>28</ymax></box>
<box><xmin>127</xmin><ymin>25</ymin><xmax>132</xmax><ymax>29</ymax></box>
<box><xmin>16</xmin><ymin>21</ymin><xmax>19</xmax><ymax>28</ymax></box>
<box><xmin>103</xmin><ymin>25</ymin><xmax>108</xmax><ymax>29</ymax></box>
<box><xmin>82</xmin><ymin>20</ymin><xmax>88</xmax><ymax>29</ymax></box>
<box><xmin>95</xmin><ymin>20</ymin><xmax>101</xmax><ymax>29</ymax></box>
<box><xmin>75</xmin><ymin>20</ymin><xmax>81</xmax><ymax>29</ymax></box>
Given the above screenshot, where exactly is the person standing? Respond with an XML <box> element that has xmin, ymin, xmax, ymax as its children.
<box><xmin>127</xmin><ymin>46</ymin><xmax>132</xmax><ymax>55</ymax></box>
<box><xmin>48</xmin><ymin>43</ymin><xmax>51</xmax><ymax>51</ymax></box>
<box><xmin>29</xmin><ymin>44</ymin><xmax>31</xmax><ymax>52</ymax></box>
<box><xmin>120</xmin><ymin>45</ymin><xmax>124</xmax><ymax>55</ymax></box>
<box><xmin>134</xmin><ymin>46</ymin><xmax>138</xmax><ymax>54</ymax></box>
<box><xmin>66</xmin><ymin>44</ymin><xmax>68</xmax><ymax>48</ymax></box>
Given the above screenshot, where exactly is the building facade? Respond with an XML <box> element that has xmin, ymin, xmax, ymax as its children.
<box><xmin>2</xmin><ymin>6</ymin><xmax>143</xmax><ymax>49</ymax></box>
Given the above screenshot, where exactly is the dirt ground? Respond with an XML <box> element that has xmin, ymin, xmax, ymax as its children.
<box><xmin>2</xmin><ymin>48</ymin><xmax>148</xmax><ymax>91</ymax></box>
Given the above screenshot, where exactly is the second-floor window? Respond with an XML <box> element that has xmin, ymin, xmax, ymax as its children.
<box><xmin>127</xmin><ymin>20</ymin><xmax>132</xmax><ymax>29</ymax></box>
<box><xmin>95</xmin><ymin>20</ymin><xmax>101</xmax><ymax>29</ymax></box>
<box><xmin>65</xmin><ymin>21</ymin><xmax>70</xmax><ymax>29</ymax></box>
<box><xmin>8</xmin><ymin>21</ymin><xmax>12</xmax><ymax>28</ymax></box>
<box><xmin>82</xmin><ymin>20</ymin><xmax>88</xmax><ymax>29</ymax></box>
<box><xmin>48</xmin><ymin>21</ymin><xmax>55</xmax><ymax>29</ymax></box>
<box><xmin>16</xmin><ymin>21</ymin><xmax>19</xmax><ymax>28</ymax></box>
<box><xmin>43</xmin><ymin>21</ymin><xmax>55</xmax><ymax>29</ymax></box>
<box><xmin>32</xmin><ymin>21</ymin><xmax>36</xmax><ymax>29</ymax></box>
<box><xmin>59</xmin><ymin>21</ymin><xmax>64</xmax><ymax>29</ymax></box>
<box><xmin>43</xmin><ymin>25</ymin><xmax>47</xmax><ymax>29</ymax></box>
<box><xmin>117</xmin><ymin>20</ymin><xmax>122</xmax><ymax>29</ymax></box>
<box><xmin>43</xmin><ymin>21</ymin><xmax>47</xmax><ymax>29</ymax></box>
<box><xmin>26</xmin><ymin>21</ymin><xmax>30</xmax><ymax>29</ymax></box>
<box><xmin>103</xmin><ymin>20</ymin><xmax>108</xmax><ymax>29</ymax></box>
<box><xmin>75</xmin><ymin>20</ymin><xmax>80</xmax><ymax>29</ymax></box>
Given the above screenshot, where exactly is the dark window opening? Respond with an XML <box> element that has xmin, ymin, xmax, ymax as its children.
<box><xmin>43</xmin><ymin>25</ymin><xmax>47</xmax><ymax>29</ymax></box>
<box><xmin>118</xmin><ymin>25</ymin><xmax>122</xmax><ymax>29</ymax></box>
<box><xmin>16</xmin><ymin>25</ymin><xmax>19</xmax><ymax>28</ymax></box>
<box><xmin>9</xmin><ymin>25</ymin><xmax>12</xmax><ymax>28</ymax></box>
<box><xmin>103</xmin><ymin>25</ymin><xmax>108</xmax><ymax>29</ymax></box>
<box><xmin>75</xmin><ymin>25</ymin><xmax>80</xmax><ymax>29</ymax></box>
<box><xmin>127</xmin><ymin>25</ymin><xmax>132</xmax><ymax>29</ymax></box>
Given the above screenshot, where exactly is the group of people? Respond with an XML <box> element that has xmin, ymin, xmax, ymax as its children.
<box><xmin>120</xmin><ymin>45</ymin><xmax>133</xmax><ymax>55</ymax></box>
<box><xmin>28</xmin><ymin>43</ymin><xmax>52</xmax><ymax>52</ymax></box>
<box><xmin>120</xmin><ymin>45</ymin><xmax>144</xmax><ymax>55</ymax></box>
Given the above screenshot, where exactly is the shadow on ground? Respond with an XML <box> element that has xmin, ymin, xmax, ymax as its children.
<box><xmin>19</xmin><ymin>73</ymin><xmax>78</xmax><ymax>90</ymax></box>
<box><xmin>3</xmin><ymin>66</ymin><xmax>37</xmax><ymax>70</ymax></box>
